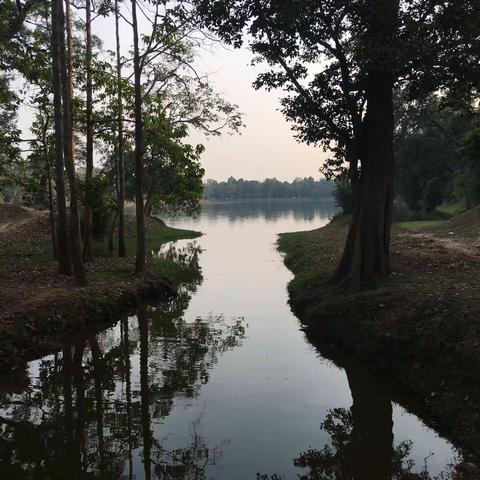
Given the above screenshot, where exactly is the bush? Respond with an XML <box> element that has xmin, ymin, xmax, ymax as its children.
<box><xmin>332</xmin><ymin>177</ymin><xmax>352</xmax><ymax>214</ymax></box>
<box><xmin>79</xmin><ymin>175</ymin><xmax>116</xmax><ymax>239</ymax></box>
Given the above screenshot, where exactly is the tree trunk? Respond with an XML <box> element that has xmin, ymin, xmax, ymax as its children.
<box><xmin>83</xmin><ymin>0</ymin><xmax>94</xmax><ymax>262</ymax></box>
<box><xmin>40</xmin><ymin>112</ymin><xmax>58</xmax><ymax>260</ymax></box>
<box><xmin>144</xmin><ymin>181</ymin><xmax>156</xmax><ymax>218</ymax></box>
<box><xmin>50</xmin><ymin>0</ymin><xmax>71</xmax><ymax>275</ymax></box>
<box><xmin>108</xmin><ymin>209</ymin><xmax>118</xmax><ymax>252</ymax></box>
<box><xmin>59</xmin><ymin>0</ymin><xmax>87</xmax><ymax>286</ymax></box>
<box><xmin>332</xmin><ymin>0</ymin><xmax>398</xmax><ymax>288</ymax></box>
<box><xmin>46</xmin><ymin>156</ymin><xmax>57</xmax><ymax>260</ymax></box>
<box><xmin>121</xmin><ymin>316</ymin><xmax>134</xmax><ymax>479</ymax></box>
<box><xmin>131</xmin><ymin>0</ymin><xmax>146</xmax><ymax>274</ymax></box>
<box><xmin>139</xmin><ymin>305</ymin><xmax>152</xmax><ymax>480</ymax></box>
<box><xmin>345</xmin><ymin>365</ymin><xmax>394</xmax><ymax>479</ymax></box>
<box><xmin>115</xmin><ymin>0</ymin><xmax>127</xmax><ymax>258</ymax></box>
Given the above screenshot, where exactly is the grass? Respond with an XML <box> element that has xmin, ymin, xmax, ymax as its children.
<box><xmin>394</xmin><ymin>201</ymin><xmax>467</xmax><ymax>230</ymax></box>
<box><xmin>437</xmin><ymin>200</ymin><xmax>467</xmax><ymax>217</ymax></box>
<box><xmin>125</xmin><ymin>226</ymin><xmax>201</xmax><ymax>252</ymax></box>
<box><xmin>88</xmin><ymin>224</ymin><xmax>202</xmax><ymax>283</ymax></box>
<box><xmin>0</xmin><ymin>202</ymin><xmax>203</xmax><ymax>286</ymax></box>
<box><xmin>395</xmin><ymin>220</ymin><xmax>446</xmax><ymax>230</ymax></box>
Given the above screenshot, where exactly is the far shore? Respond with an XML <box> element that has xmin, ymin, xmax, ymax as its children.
<box><xmin>200</xmin><ymin>197</ymin><xmax>335</xmax><ymax>205</ymax></box>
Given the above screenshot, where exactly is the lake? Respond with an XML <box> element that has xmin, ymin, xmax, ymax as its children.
<box><xmin>0</xmin><ymin>199</ymin><xmax>459</xmax><ymax>479</ymax></box>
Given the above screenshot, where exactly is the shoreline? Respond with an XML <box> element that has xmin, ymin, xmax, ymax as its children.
<box><xmin>278</xmin><ymin>213</ymin><xmax>480</xmax><ymax>464</ymax></box>
<box><xmin>0</xmin><ymin>204</ymin><xmax>202</xmax><ymax>372</ymax></box>
<box><xmin>0</xmin><ymin>273</ymin><xmax>176</xmax><ymax>372</ymax></box>
<box><xmin>200</xmin><ymin>197</ymin><xmax>334</xmax><ymax>205</ymax></box>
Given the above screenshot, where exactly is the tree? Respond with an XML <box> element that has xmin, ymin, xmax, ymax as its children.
<box><xmin>51</xmin><ymin>0</ymin><xmax>87</xmax><ymax>286</ymax></box>
<box><xmin>51</xmin><ymin>0</ymin><xmax>72</xmax><ymax>275</ymax></box>
<box><xmin>130</xmin><ymin>0</ymin><xmax>145</xmax><ymax>274</ymax></box>
<box><xmin>29</xmin><ymin>108</ymin><xmax>58</xmax><ymax>258</ymax></box>
<box><xmin>83</xmin><ymin>0</ymin><xmax>95</xmax><ymax>261</ymax></box>
<box><xmin>460</xmin><ymin>128</ymin><xmax>480</xmax><ymax>208</ymax></box>
<box><xmin>195</xmin><ymin>0</ymin><xmax>480</xmax><ymax>287</ymax></box>
<box><xmin>395</xmin><ymin>92</ymin><xmax>480</xmax><ymax>213</ymax></box>
<box><xmin>114</xmin><ymin>0</ymin><xmax>126</xmax><ymax>257</ymax></box>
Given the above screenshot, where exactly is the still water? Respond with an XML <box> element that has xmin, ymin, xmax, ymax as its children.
<box><xmin>0</xmin><ymin>200</ymin><xmax>459</xmax><ymax>479</ymax></box>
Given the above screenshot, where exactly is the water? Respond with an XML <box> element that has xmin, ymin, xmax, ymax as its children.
<box><xmin>0</xmin><ymin>200</ymin><xmax>459</xmax><ymax>479</ymax></box>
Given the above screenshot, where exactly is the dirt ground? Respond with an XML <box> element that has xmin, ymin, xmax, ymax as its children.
<box><xmin>279</xmin><ymin>207</ymin><xmax>480</xmax><ymax>467</ymax></box>
<box><xmin>0</xmin><ymin>203</ymin><xmax>187</xmax><ymax>371</ymax></box>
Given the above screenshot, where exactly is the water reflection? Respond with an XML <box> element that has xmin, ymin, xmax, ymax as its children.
<box><xmin>0</xmin><ymin>243</ymin><xmax>246</xmax><ymax>479</ymax></box>
<box><xmin>286</xmin><ymin>336</ymin><xmax>458</xmax><ymax>480</ymax></box>
<box><xmin>186</xmin><ymin>199</ymin><xmax>338</xmax><ymax>224</ymax></box>
<box><xmin>0</xmin><ymin>201</ymin><xmax>460</xmax><ymax>479</ymax></box>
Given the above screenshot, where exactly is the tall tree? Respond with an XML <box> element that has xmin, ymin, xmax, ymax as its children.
<box><xmin>115</xmin><ymin>0</ymin><xmax>126</xmax><ymax>257</ymax></box>
<box><xmin>51</xmin><ymin>0</ymin><xmax>71</xmax><ymax>275</ymax></box>
<box><xmin>130</xmin><ymin>0</ymin><xmax>146</xmax><ymax>274</ymax></box>
<box><xmin>58</xmin><ymin>0</ymin><xmax>87</xmax><ymax>285</ymax></box>
<box><xmin>83</xmin><ymin>0</ymin><xmax>94</xmax><ymax>261</ymax></box>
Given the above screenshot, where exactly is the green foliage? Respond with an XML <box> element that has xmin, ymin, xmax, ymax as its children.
<box><xmin>395</xmin><ymin>93</ymin><xmax>480</xmax><ymax>213</ymax></box>
<box><xmin>142</xmin><ymin>107</ymin><xmax>205</xmax><ymax>216</ymax></box>
<box><xmin>332</xmin><ymin>177</ymin><xmax>352</xmax><ymax>214</ymax></box>
<box><xmin>459</xmin><ymin>127</ymin><xmax>480</xmax><ymax>207</ymax></box>
<box><xmin>195</xmin><ymin>0</ymin><xmax>480</xmax><ymax>181</ymax></box>
<box><xmin>0</xmin><ymin>76</ymin><xmax>22</xmax><ymax>193</ymax></box>
<box><xmin>78</xmin><ymin>174</ymin><xmax>116</xmax><ymax>238</ymax></box>
<box><xmin>203</xmin><ymin>177</ymin><xmax>333</xmax><ymax>200</ymax></box>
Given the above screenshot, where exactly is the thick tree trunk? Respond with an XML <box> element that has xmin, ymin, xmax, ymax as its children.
<box><xmin>59</xmin><ymin>0</ymin><xmax>87</xmax><ymax>286</ymax></box>
<box><xmin>332</xmin><ymin>0</ymin><xmax>398</xmax><ymax>288</ymax></box>
<box><xmin>51</xmin><ymin>0</ymin><xmax>71</xmax><ymax>275</ymax></box>
<box><xmin>131</xmin><ymin>0</ymin><xmax>146</xmax><ymax>274</ymax></box>
<box><xmin>83</xmin><ymin>0</ymin><xmax>94</xmax><ymax>262</ymax></box>
<box><xmin>115</xmin><ymin>0</ymin><xmax>127</xmax><ymax>258</ymax></box>
<box><xmin>345</xmin><ymin>366</ymin><xmax>394</xmax><ymax>479</ymax></box>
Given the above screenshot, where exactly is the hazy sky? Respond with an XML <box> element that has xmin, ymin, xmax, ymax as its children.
<box><xmin>185</xmin><ymin>46</ymin><xmax>329</xmax><ymax>182</ymax></box>
<box><xmin>18</xmin><ymin>8</ymin><xmax>328</xmax><ymax>182</ymax></box>
<box><xmin>96</xmin><ymin>7</ymin><xmax>329</xmax><ymax>183</ymax></box>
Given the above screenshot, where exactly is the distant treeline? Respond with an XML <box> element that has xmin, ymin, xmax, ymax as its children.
<box><xmin>203</xmin><ymin>177</ymin><xmax>333</xmax><ymax>200</ymax></box>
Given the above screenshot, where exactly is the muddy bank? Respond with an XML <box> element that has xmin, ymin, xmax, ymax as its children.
<box><xmin>0</xmin><ymin>274</ymin><xmax>176</xmax><ymax>372</ymax></box>
<box><xmin>0</xmin><ymin>203</ymin><xmax>201</xmax><ymax>372</ymax></box>
<box><xmin>278</xmin><ymin>212</ymin><xmax>480</xmax><ymax>465</ymax></box>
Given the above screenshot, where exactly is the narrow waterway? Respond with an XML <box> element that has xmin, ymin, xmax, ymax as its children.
<box><xmin>0</xmin><ymin>200</ymin><xmax>459</xmax><ymax>479</ymax></box>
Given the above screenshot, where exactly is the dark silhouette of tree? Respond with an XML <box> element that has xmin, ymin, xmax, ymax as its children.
<box><xmin>114</xmin><ymin>0</ymin><xmax>127</xmax><ymax>258</ymax></box>
<box><xmin>195</xmin><ymin>0</ymin><xmax>480</xmax><ymax>287</ymax></box>
<box><xmin>51</xmin><ymin>0</ymin><xmax>71</xmax><ymax>275</ymax></box>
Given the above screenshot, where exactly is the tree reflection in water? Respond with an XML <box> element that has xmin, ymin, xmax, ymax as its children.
<box><xmin>256</xmin><ymin>335</ymin><xmax>458</xmax><ymax>480</ymax></box>
<box><xmin>0</xmin><ymin>241</ymin><xmax>246</xmax><ymax>479</ymax></box>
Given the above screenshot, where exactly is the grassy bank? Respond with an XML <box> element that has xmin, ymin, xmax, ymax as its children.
<box><xmin>278</xmin><ymin>212</ymin><xmax>480</xmax><ymax>463</ymax></box>
<box><xmin>0</xmin><ymin>203</ymin><xmax>202</xmax><ymax>371</ymax></box>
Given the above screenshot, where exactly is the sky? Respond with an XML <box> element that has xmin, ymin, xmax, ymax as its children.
<box><xmin>18</xmin><ymin>6</ymin><xmax>329</xmax><ymax>183</ymax></box>
<box><xmin>185</xmin><ymin>46</ymin><xmax>329</xmax><ymax>182</ymax></box>
<box><xmin>94</xmin><ymin>6</ymin><xmax>329</xmax><ymax>183</ymax></box>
